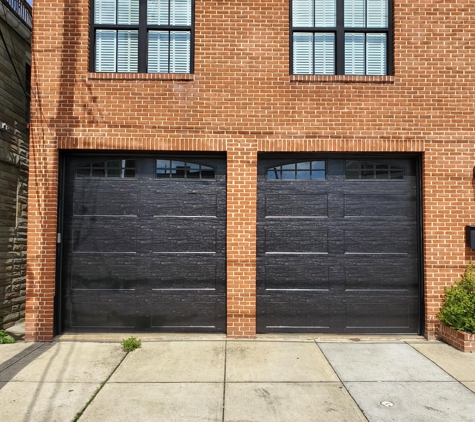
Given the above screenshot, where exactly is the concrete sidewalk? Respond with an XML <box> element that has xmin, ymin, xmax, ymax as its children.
<box><xmin>0</xmin><ymin>337</ymin><xmax>474</xmax><ymax>422</ymax></box>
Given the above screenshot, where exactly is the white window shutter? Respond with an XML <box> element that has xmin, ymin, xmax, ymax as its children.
<box><xmin>344</xmin><ymin>0</ymin><xmax>365</xmax><ymax>28</ymax></box>
<box><xmin>345</xmin><ymin>33</ymin><xmax>365</xmax><ymax>74</ymax></box>
<box><xmin>170</xmin><ymin>31</ymin><xmax>191</xmax><ymax>73</ymax></box>
<box><xmin>366</xmin><ymin>33</ymin><xmax>386</xmax><ymax>75</ymax></box>
<box><xmin>292</xmin><ymin>0</ymin><xmax>313</xmax><ymax>27</ymax></box>
<box><xmin>95</xmin><ymin>0</ymin><xmax>116</xmax><ymax>24</ymax></box>
<box><xmin>171</xmin><ymin>0</ymin><xmax>192</xmax><ymax>26</ymax></box>
<box><xmin>315</xmin><ymin>0</ymin><xmax>336</xmax><ymax>27</ymax></box>
<box><xmin>148</xmin><ymin>31</ymin><xmax>170</xmax><ymax>72</ymax></box>
<box><xmin>293</xmin><ymin>33</ymin><xmax>313</xmax><ymax>74</ymax></box>
<box><xmin>314</xmin><ymin>33</ymin><xmax>335</xmax><ymax>74</ymax></box>
<box><xmin>118</xmin><ymin>0</ymin><xmax>139</xmax><ymax>25</ymax></box>
<box><xmin>367</xmin><ymin>0</ymin><xmax>387</xmax><ymax>28</ymax></box>
<box><xmin>117</xmin><ymin>30</ymin><xmax>138</xmax><ymax>72</ymax></box>
<box><xmin>96</xmin><ymin>30</ymin><xmax>117</xmax><ymax>72</ymax></box>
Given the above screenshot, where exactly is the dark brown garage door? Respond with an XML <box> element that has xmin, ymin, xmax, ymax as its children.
<box><xmin>257</xmin><ymin>156</ymin><xmax>421</xmax><ymax>334</ymax></box>
<box><xmin>59</xmin><ymin>155</ymin><xmax>226</xmax><ymax>333</ymax></box>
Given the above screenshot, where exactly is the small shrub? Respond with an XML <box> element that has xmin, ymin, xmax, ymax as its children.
<box><xmin>438</xmin><ymin>262</ymin><xmax>475</xmax><ymax>334</ymax></box>
<box><xmin>0</xmin><ymin>330</ymin><xmax>15</xmax><ymax>344</ymax></box>
<box><xmin>122</xmin><ymin>337</ymin><xmax>141</xmax><ymax>352</ymax></box>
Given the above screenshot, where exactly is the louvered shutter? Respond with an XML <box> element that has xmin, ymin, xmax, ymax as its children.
<box><xmin>345</xmin><ymin>33</ymin><xmax>365</xmax><ymax>75</ymax></box>
<box><xmin>170</xmin><ymin>31</ymin><xmax>191</xmax><ymax>73</ymax></box>
<box><xmin>117</xmin><ymin>0</ymin><xmax>139</xmax><ymax>24</ymax></box>
<box><xmin>148</xmin><ymin>31</ymin><xmax>170</xmax><ymax>72</ymax></box>
<box><xmin>344</xmin><ymin>0</ymin><xmax>365</xmax><ymax>27</ymax></box>
<box><xmin>315</xmin><ymin>0</ymin><xmax>336</xmax><ymax>27</ymax></box>
<box><xmin>292</xmin><ymin>0</ymin><xmax>313</xmax><ymax>27</ymax></box>
<box><xmin>95</xmin><ymin>0</ymin><xmax>116</xmax><ymax>24</ymax></box>
<box><xmin>96</xmin><ymin>30</ymin><xmax>117</xmax><ymax>72</ymax></box>
<box><xmin>314</xmin><ymin>33</ymin><xmax>335</xmax><ymax>74</ymax></box>
<box><xmin>366</xmin><ymin>33</ymin><xmax>386</xmax><ymax>75</ymax></box>
<box><xmin>293</xmin><ymin>33</ymin><xmax>313</xmax><ymax>74</ymax></box>
<box><xmin>117</xmin><ymin>30</ymin><xmax>138</xmax><ymax>72</ymax></box>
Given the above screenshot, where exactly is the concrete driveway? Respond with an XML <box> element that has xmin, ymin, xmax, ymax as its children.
<box><xmin>0</xmin><ymin>337</ymin><xmax>474</xmax><ymax>421</ymax></box>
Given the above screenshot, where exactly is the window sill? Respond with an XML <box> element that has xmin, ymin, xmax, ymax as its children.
<box><xmin>86</xmin><ymin>73</ymin><xmax>195</xmax><ymax>82</ymax></box>
<box><xmin>290</xmin><ymin>74</ymin><xmax>394</xmax><ymax>84</ymax></box>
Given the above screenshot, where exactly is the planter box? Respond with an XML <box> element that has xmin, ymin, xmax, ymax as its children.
<box><xmin>440</xmin><ymin>325</ymin><xmax>475</xmax><ymax>352</ymax></box>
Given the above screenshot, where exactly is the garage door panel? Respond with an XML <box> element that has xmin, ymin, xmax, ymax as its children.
<box><xmin>263</xmin><ymin>265</ymin><xmax>330</xmax><ymax>291</ymax></box>
<box><xmin>143</xmin><ymin>257</ymin><xmax>223</xmax><ymax>291</ymax></box>
<box><xmin>344</xmin><ymin>227</ymin><xmax>416</xmax><ymax>255</ymax></box>
<box><xmin>71</xmin><ymin>217</ymin><xmax>137</xmax><ymax>253</ymax></box>
<box><xmin>265</xmin><ymin>229</ymin><xmax>328</xmax><ymax>253</ymax></box>
<box><xmin>344</xmin><ymin>194</ymin><xmax>414</xmax><ymax>218</ymax></box>
<box><xmin>344</xmin><ymin>262</ymin><xmax>418</xmax><ymax>291</ymax></box>
<box><xmin>150</xmin><ymin>225</ymin><xmax>219</xmax><ymax>253</ymax></box>
<box><xmin>151</xmin><ymin>193</ymin><xmax>218</xmax><ymax>217</ymax></box>
<box><xmin>151</xmin><ymin>296</ymin><xmax>225</xmax><ymax>331</ymax></box>
<box><xmin>70</xmin><ymin>254</ymin><xmax>138</xmax><ymax>290</ymax></box>
<box><xmin>344</xmin><ymin>300</ymin><xmax>419</xmax><ymax>332</ymax></box>
<box><xmin>265</xmin><ymin>194</ymin><xmax>328</xmax><ymax>217</ymax></box>
<box><xmin>258</xmin><ymin>297</ymin><xmax>332</xmax><ymax>331</ymax></box>
<box><xmin>73</xmin><ymin>188</ymin><xmax>139</xmax><ymax>216</ymax></box>
<box><xmin>68</xmin><ymin>292</ymin><xmax>141</xmax><ymax>329</ymax></box>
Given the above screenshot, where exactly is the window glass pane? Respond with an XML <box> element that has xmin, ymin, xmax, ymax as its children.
<box><xmin>201</xmin><ymin>165</ymin><xmax>215</xmax><ymax>179</ymax></box>
<box><xmin>124</xmin><ymin>159</ymin><xmax>136</xmax><ymax>167</ymax></box>
<box><xmin>311</xmin><ymin>170</ymin><xmax>325</xmax><ymax>179</ymax></box>
<box><xmin>117</xmin><ymin>30</ymin><xmax>138</xmax><ymax>72</ymax></box>
<box><xmin>311</xmin><ymin>161</ymin><xmax>325</xmax><ymax>170</ymax></box>
<box><xmin>171</xmin><ymin>161</ymin><xmax>186</xmax><ymax>178</ymax></box>
<box><xmin>345</xmin><ymin>33</ymin><xmax>365</xmax><ymax>75</ymax></box>
<box><xmin>92</xmin><ymin>161</ymin><xmax>106</xmax><ymax>167</ymax></box>
<box><xmin>315</xmin><ymin>0</ymin><xmax>336</xmax><ymax>27</ymax></box>
<box><xmin>366</xmin><ymin>33</ymin><xmax>386</xmax><ymax>75</ymax></box>
<box><xmin>96</xmin><ymin>30</ymin><xmax>117</xmax><ymax>72</ymax></box>
<box><xmin>170</xmin><ymin>31</ymin><xmax>191</xmax><ymax>73</ymax></box>
<box><xmin>314</xmin><ymin>33</ymin><xmax>335</xmax><ymax>75</ymax></box>
<box><xmin>292</xmin><ymin>0</ymin><xmax>313</xmax><ymax>27</ymax></box>
<box><xmin>367</xmin><ymin>0</ymin><xmax>387</xmax><ymax>28</ymax></box>
<box><xmin>156</xmin><ymin>159</ymin><xmax>171</xmax><ymax>168</ymax></box>
<box><xmin>282</xmin><ymin>164</ymin><xmax>296</xmax><ymax>171</ymax></box>
<box><xmin>297</xmin><ymin>171</ymin><xmax>311</xmax><ymax>179</ymax></box>
<box><xmin>267</xmin><ymin>168</ymin><xmax>279</xmax><ymax>179</ymax></box>
<box><xmin>118</xmin><ymin>0</ymin><xmax>139</xmax><ymax>24</ymax></box>
<box><xmin>123</xmin><ymin>169</ymin><xmax>136</xmax><ymax>178</ymax></box>
<box><xmin>148</xmin><ymin>31</ymin><xmax>170</xmax><ymax>73</ymax></box>
<box><xmin>293</xmin><ymin>33</ymin><xmax>313</xmax><ymax>74</ymax></box>
<box><xmin>95</xmin><ymin>0</ymin><xmax>116</xmax><ymax>24</ymax></box>
<box><xmin>76</xmin><ymin>168</ymin><xmax>91</xmax><ymax>178</ymax></box>
<box><xmin>345</xmin><ymin>161</ymin><xmax>359</xmax><ymax>179</ymax></box>
<box><xmin>344</xmin><ymin>0</ymin><xmax>365</xmax><ymax>27</ymax></box>
<box><xmin>107</xmin><ymin>168</ymin><xmax>121</xmax><ymax>177</ymax></box>
<box><xmin>170</xmin><ymin>0</ymin><xmax>192</xmax><ymax>26</ymax></box>
<box><xmin>147</xmin><ymin>0</ymin><xmax>169</xmax><ymax>25</ymax></box>
<box><xmin>281</xmin><ymin>170</ymin><xmax>295</xmax><ymax>180</ymax></box>
<box><xmin>92</xmin><ymin>169</ymin><xmax>106</xmax><ymax>177</ymax></box>
<box><xmin>108</xmin><ymin>160</ymin><xmax>122</xmax><ymax>168</ymax></box>
<box><xmin>297</xmin><ymin>162</ymin><xmax>310</xmax><ymax>170</ymax></box>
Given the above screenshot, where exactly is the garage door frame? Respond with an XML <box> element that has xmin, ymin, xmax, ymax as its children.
<box><xmin>256</xmin><ymin>152</ymin><xmax>424</xmax><ymax>335</ymax></box>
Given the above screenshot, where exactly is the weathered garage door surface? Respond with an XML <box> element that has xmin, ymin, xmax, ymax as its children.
<box><xmin>61</xmin><ymin>155</ymin><xmax>226</xmax><ymax>332</ymax></box>
<box><xmin>257</xmin><ymin>156</ymin><xmax>420</xmax><ymax>334</ymax></box>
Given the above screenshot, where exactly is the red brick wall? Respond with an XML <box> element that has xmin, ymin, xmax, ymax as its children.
<box><xmin>27</xmin><ymin>0</ymin><xmax>475</xmax><ymax>341</ymax></box>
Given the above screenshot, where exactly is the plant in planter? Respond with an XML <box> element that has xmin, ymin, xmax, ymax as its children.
<box><xmin>438</xmin><ymin>262</ymin><xmax>475</xmax><ymax>352</ymax></box>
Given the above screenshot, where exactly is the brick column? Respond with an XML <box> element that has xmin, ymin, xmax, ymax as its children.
<box><xmin>25</xmin><ymin>130</ymin><xmax>59</xmax><ymax>342</ymax></box>
<box><xmin>226</xmin><ymin>142</ymin><xmax>258</xmax><ymax>338</ymax></box>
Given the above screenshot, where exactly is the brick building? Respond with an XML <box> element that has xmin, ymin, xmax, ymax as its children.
<box><xmin>27</xmin><ymin>0</ymin><xmax>475</xmax><ymax>341</ymax></box>
<box><xmin>0</xmin><ymin>0</ymin><xmax>31</xmax><ymax>330</ymax></box>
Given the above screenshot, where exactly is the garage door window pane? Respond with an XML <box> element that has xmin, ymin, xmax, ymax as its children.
<box><xmin>267</xmin><ymin>161</ymin><xmax>325</xmax><ymax>180</ymax></box>
<box><xmin>76</xmin><ymin>160</ymin><xmax>136</xmax><ymax>178</ymax></box>
<box><xmin>156</xmin><ymin>159</ymin><xmax>216</xmax><ymax>179</ymax></box>
<box><xmin>346</xmin><ymin>161</ymin><xmax>404</xmax><ymax>180</ymax></box>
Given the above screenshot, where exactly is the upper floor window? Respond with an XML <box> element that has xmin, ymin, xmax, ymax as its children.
<box><xmin>91</xmin><ymin>0</ymin><xmax>193</xmax><ymax>73</ymax></box>
<box><xmin>291</xmin><ymin>0</ymin><xmax>392</xmax><ymax>75</ymax></box>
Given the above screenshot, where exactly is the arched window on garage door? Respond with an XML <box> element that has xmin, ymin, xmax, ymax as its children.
<box><xmin>266</xmin><ymin>160</ymin><xmax>326</xmax><ymax>180</ymax></box>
